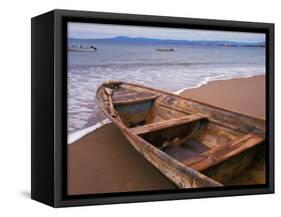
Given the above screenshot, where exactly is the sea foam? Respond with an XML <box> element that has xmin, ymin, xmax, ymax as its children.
<box><xmin>68</xmin><ymin>118</ymin><xmax>112</xmax><ymax>144</ymax></box>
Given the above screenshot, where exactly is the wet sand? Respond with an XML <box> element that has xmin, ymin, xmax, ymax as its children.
<box><xmin>68</xmin><ymin>75</ymin><xmax>265</xmax><ymax>195</ymax></box>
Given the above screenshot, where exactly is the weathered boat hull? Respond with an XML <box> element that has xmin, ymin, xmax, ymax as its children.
<box><xmin>96</xmin><ymin>81</ymin><xmax>265</xmax><ymax>188</ymax></box>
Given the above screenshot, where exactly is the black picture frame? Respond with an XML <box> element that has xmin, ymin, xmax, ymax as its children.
<box><xmin>31</xmin><ymin>9</ymin><xmax>274</xmax><ymax>207</ymax></box>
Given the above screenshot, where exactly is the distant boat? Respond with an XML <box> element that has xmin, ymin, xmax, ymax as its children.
<box><xmin>68</xmin><ymin>45</ymin><xmax>97</xmax><ymax>52</ymax></box>
<box><xmin>96</xmin><ymin>81</ymin><xmax>265</xmax><ymax>188</ymax></box>
<box><xmin>156</xmin><ymin>48</ymin><xmax>175</xmax><ymax>52</ymax></box>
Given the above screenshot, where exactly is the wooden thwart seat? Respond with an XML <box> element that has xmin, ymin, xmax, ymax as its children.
<box><xmin>182</xmin><ymin>133</ymin><xmax>264</xmax><ymax>172</ymax></box>
<box><xmin>130</xmin><ymin>114</ymin><xmax>207</xmax><ymax>135</ymax></box>
<box><xmin>112</xmin><ymin>88</ymin><xmax>159</xmax><ymax>105</ymax></box>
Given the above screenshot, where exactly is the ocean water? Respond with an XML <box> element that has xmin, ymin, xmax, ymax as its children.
<box><xmin>67</xmin><ymin>42</ymin><xmax>265</xmax><ymax>136</ymax></box>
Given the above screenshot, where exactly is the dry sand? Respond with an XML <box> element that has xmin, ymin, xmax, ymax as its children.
<box><xmin>181</xmin><ymin>75</ymin><xmax>265</xmax><ymax>118</ymax></box>
<box><xmin>68</xmin><ymin>124</ymin><xmax>175</xmax><ymax>195</ymax></box>
<box><xmin>68</xmin><ymin>75</ymin><xmax>266</xmax><ymax>195</ymax></box>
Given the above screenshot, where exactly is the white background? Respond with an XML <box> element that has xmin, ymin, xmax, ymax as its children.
<box><xmin>0</xmin><ymin>0</ymin><xmax>279</xmax><ymax>215</ymax></box>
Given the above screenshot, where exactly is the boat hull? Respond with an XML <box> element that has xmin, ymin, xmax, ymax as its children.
<box><xmin>96</xmin><ymin>81</ymin><xmax>265</xmax><ymax>188</ymax></box>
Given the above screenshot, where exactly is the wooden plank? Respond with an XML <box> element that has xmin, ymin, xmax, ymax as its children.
<box><xmin>112</xmin><ymin>88</ymin><xmax>135</xmax><ymax>97</ymax></box>
<box><xmin>113</xmin><ymin>91</ymin><xmax>155</xmax><ymax>101</ymax></box>
<box><xmin>130</xmin><ymin>114</ymin><xmax>207</xmax><ymax>135</ymax></box>
<box><xmin>113</xmin><ymin>93</ymin><xmax>160</xmax><ymax>105</ymax></box>
<box><xmin>160</xmin><ymin>103</ymin><xmax>240</xmax><ymax>131</ymax></box>
<box><xmin>160</xmin><ymin>103</ymin><xmax>190</xmax><ymax>115</ymax></box>
<box><xmin>112</xmin><ymin>86</ymin><xmax>159</xmax><ymax>101</ymax></box>
<box><xmin>182</xmin><ymin>133</ymin><xmax>264</xmax><ymax>171</ymax></box>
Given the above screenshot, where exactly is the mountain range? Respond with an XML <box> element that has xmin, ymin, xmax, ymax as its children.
<box><xmin>69</xmin><ymin>36</ymin><xmax>265</xmax><ymax>47</ymax></box>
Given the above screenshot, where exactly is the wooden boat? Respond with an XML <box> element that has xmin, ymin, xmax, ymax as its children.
<box><xmin>96</xmin><ymin>81</ymin><xmax>265</xmax><ymax>188</ymax></box>
<box><xmin>68</xmin><ymin>46</ymin><xmax>97</xmax><ymax>52</ymax></box>
<box><xmin>156</xmin><ymin>48</ymin><xmax>175</xmax><ymax>52</ymax></box>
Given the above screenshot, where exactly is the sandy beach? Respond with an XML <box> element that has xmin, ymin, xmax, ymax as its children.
<box><xmin>68</xmin><ymin>75</ymin><xmax>266</xmax><ymax>195</ymax></box>
<box><xmin>181</xmin><ymin>75</ymin><xmax>265</xmax><ymax>118</ymax></box>
<box><xmin>68</xmin><ymin>124</ymin><xmax>175</xmax><ymax>195</ymax></box>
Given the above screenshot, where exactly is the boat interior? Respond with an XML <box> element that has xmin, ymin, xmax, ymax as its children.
<box><xmin>101</xmin><ymin>82</ymin><xmax>265</xmax><ymax>184</ymax></box>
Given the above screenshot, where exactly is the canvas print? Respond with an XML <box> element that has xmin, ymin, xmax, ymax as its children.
<box><xmin>67</xmin><ymin>22</ymin><xmax>266</xmax><ymax>195</ymax></box>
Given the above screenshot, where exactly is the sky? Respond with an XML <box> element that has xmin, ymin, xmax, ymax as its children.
<box><xmin>68</xmin><ymin>22</ymin><xmax>265</xmax><ymax>43</ymax></box>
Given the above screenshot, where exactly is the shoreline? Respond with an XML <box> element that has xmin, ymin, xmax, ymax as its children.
<box><xmin>68</xmin><ymin>74</ymin><xmax>265</xmax><ymax>145</ymax></box>
<box><xmin>174</xmin><ymin>73</ymin><xmax>265</xmax><ymax>95</ymax></box>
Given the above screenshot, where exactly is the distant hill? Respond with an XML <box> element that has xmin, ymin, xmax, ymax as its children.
<box><xmin>68</xmin><ymin>36</ymin><xmax>265</xmax><ymax>47</ymax></box>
